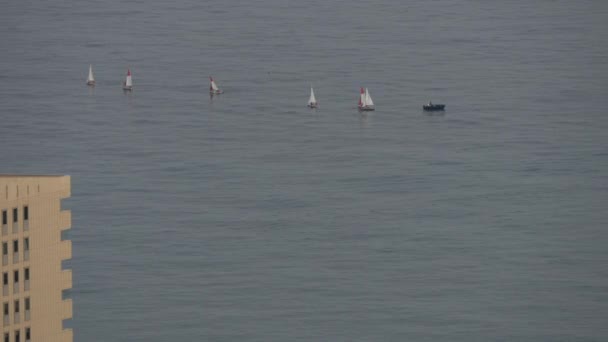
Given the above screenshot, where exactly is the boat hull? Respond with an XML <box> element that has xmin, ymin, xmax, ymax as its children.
<box><xmin>358</xmin><ymin>106</ymin><xmax>375</xmax><ymax>111</ymax></box>
<box><xmin>423</xmin><ymin>104</ymin><xmax>445</xmax><ymax>111</ymax></box>
<box><xmin>210</xmin><ymin>90</ymin><xmax>223</xmax><ymax>95</ymax></box>
<box><xmin>123</xmin><ymin>86</ymin><xmax>133</xmax><ymax>91</ymax></box>
<box><xmin>86</xmin><ymin>81</ymin><xmax>95</xmax><ymax>86</ymax></box>
<box><xmin>308</xmin><ymin>103</ymin><xmax>318</xmax><ymax>109</ymax></box>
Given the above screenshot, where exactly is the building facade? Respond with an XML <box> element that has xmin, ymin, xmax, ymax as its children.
<box><xmin>0</xmin><ymin>176</ymin><xmax>72</xmax><ymax>342</ymax></box>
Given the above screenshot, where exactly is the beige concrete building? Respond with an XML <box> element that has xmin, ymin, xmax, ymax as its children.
<box><xmin>0</xmin><ymin>176</ymin><xmax>72</xmax><ymax>342</ymax></box>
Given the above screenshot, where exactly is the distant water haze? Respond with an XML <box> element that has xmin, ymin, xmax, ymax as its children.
<box><xmin>1</xmin><ymin>0</ymin><xmax>608</xmax><ymax>341</ymax></box>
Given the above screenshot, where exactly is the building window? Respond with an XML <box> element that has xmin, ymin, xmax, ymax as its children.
<box><xmin>24</xmin><ymin>268</ymin><xmax>29</xmax><ymax>291</ymax></box>
<box><xmin>13</xmin><ymin>270</ymin><xmax>19</xmax><ymax>294</ymax></box>
<box><xmin>23</xmin><ymin>238</ymin><xmax>29</xmax><ymax>262</ymax></box>
<box><xmin>3</xmin><ymin>332</ymin><xmax>7</xmax><ymax>342</ymax></box>
<box><xmin>25</xmin><ymin>328</ymin><xmax>30</xmax><ymax>341</ymax></box>
<box><xmin>14</xmin><ymin>300</ymin><xmax>19</xmax><ymax>323</ymax></box>
<box><xmin>1</xmin><ymin>210</ymin><xmax>6</xmax><ymax>236</ymax></box>
<box><xmin>2</xmin><ymin>272</ymin><xmax>7</xmax><ymax>296</ymax></box>
<box><xmin>23</xmin><ymin>206</ymin><xmax>29</xmax><ymax>231</ymax></box>
<box><xmin>24</xmin><ymin>297</ymin><xmax>30</xmax><ymax>322</ymax></box>
<box><xmin>12</xmin><ymin>208</ymin><xmax>18</xmax><ymax>234</ymax></box>
<box><xmin>12</xmin><ymin>240</ymin><xmax>19</xmax><ymax>264</ymax></box>
<box><xmin>2</xmin><ymin>243</ymin><xmax>7</xmax><ymax>266</ymax></box>
<box><xmin>14</xmin><ymin>330</ymin><xmax>19</xmax><ymax>342</ymax></box>
<box><xmin>3</xmin><ymin>302</ymin><xmax>8</xmax><ymax>325</ymax></box>
<box><xmin>25</xmin><ymin>297</ymin><xmax>30</xmax><ymax>313</ymax></box>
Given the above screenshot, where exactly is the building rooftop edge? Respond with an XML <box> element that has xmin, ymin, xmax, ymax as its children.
<box><xmin>0</xmin><ymin>174</ymin><xmax>69</xmax><ymax>177</ymax></box>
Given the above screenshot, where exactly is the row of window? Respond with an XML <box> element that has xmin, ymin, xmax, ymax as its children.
<box><xmin>1</xmin><ymin>269</ymin><xmax>30</xmax><ymax>295</ymax></box>
<box><xmin>1</xmin><ymin>207</ymin><xmax>28</xmax><ymax>225</ymax></box>
<box><xmin>1</xmin><ymin>207</ymin><xmax>29</xmax><ymax>237</ymax></box>
<box><xmin>3</xmin><ymin>327</ymin><xmax>30</xmax><ymax>342</ymax></box>
<box><xmin>1</xmin><ymin>239</ymin><xmax>30</xmax><ymax>265</ymax></box>
<box><xmin>2</xmin><ymin>297</ymin><xmax>30</xmax><ymax>323</ymax></box>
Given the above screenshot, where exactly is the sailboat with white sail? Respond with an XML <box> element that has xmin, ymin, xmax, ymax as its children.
<box><xmin>209</xmin><ymin>76</ymin><xmax>223</xmax><ymax>94</ymax></box>
<box><xmin>86</xmin><ymin>65</ymin><xmax>95</xmax><ymax>86</ymax></box>
<box><xmin>358</xmin><ymin>87</ymin><xmax>375</xmax><ymax>111</ymax></box>
<box><xmin>122</xmin><ymin>69</ymin><xmax>133</xmax><ymax>91</ymax></box>
<box><xmin>307</xmin><ymin>86</ymin><xmax>318</xmax><ymax>108</ymax></box>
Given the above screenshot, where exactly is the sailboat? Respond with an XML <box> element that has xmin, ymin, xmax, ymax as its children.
<box><xmin>209</xmin><ymin>76</ymin><xmax>223</xmax><ymax>94</ymax></box>
<box><xmin>86</xmin><ymin>65</ymin><xmax>95</xmax><ymax>86</ymax></box>
<box><xmin>122</xmin><ymin>69</ymin><xmax>133</xmax><ymax>91</ymax></box>
<box><xmin>358</xmin><ymin>87</ymin><xmax>375</xmax><ymax>111</ymax></box>
<box><xmin>307</xmin><ymin>86</ymin><xmax>318</xmax><ymax>108</ymax></box>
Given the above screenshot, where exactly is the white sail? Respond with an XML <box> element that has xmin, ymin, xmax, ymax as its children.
<box><xmin>125</xmin><ymin>69</ymin><xmax>132</xmax><ymax>87</ymax></box>
<box><xmin>360</xmin><ymin>91</ymin><xmax>366</xmax><ymax>107</ymax></box>
<box><xmin>87</xmin><ymin>65</ymin><xmax>95</xmax><ymax>82</ymax></box>
<box><xmin>210</xmin><ymin>77</ymin><xmax>219</xmax><ymax>91</ymax></box>
<box><xmin>365</xmin><ymin>88</ymin><xmax>374</xmax><ymax>107</ymax></box>
<box><xmin>308</xmin><ymin>87</ymin><xmax>317</xmax><ymax>105</ymax></box>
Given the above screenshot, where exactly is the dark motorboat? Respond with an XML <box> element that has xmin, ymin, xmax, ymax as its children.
<box><xmin>423</xmin><ymin>101</ymin><xmax>445</xmax><ymax>111</ymax></box>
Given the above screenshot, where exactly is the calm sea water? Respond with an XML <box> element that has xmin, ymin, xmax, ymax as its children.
<box><xmin>2</xmin><ymin>0</ymin><xmax>608</xmax><ymax>340</ymax></box>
